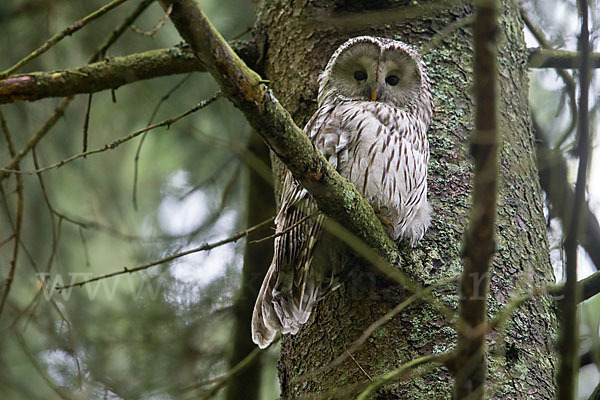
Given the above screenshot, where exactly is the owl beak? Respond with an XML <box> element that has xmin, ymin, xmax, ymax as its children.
<box><xmin>370</xmin><ymin>90</ymin><xmax>377</xmax><ymax>101</ymax></box>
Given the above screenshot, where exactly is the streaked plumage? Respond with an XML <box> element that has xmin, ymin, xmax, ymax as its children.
<box><xmin>252</xmin><ymin>36</ymin><xmax>434</xmax><ymax>348</ymax></box>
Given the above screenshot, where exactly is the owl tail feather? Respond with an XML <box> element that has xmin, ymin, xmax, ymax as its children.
<box><xmin>251</xmin><ymin>265</ymin><xmax>279</xmax><ymax>349</ymax></box>
<box><xmin>251</xmin><ymin>262</ymin><xmax>320</xmax><ymax>349</ymax></box>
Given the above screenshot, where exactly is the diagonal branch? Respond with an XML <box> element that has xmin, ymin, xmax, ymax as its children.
<box><xmin>356</xmin><ymin>352</ymin><xmax>452</xmax><ymax>400</ymax></box>
<box><xmin>156</xmin><ymin>0</ymin><xmax>402</xmax><ymax>272</ymax></box>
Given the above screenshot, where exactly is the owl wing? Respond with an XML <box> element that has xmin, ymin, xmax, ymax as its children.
<box><xmin>251</xmin><ymin>106</ymin><xmax>333</xmax><ymax>349</ymax></box>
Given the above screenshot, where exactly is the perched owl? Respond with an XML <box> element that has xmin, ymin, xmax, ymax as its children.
<box><xmin>252</xmin><ymin>36</ymin><xmax>434</xmax><ymax>349</ymax></box>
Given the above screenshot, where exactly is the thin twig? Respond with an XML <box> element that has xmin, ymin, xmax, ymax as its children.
<box><xmin>0</xmin><ymin>0</ymin><xmax>155</xmax><ymax>182</ymax></box>
<box><xmin>0</xmin><ymin>234</ymin><xmax>14</xmax><ymax>248</ymax></box>
<box><xmin>82</xmin><ymin>94</ymin><xmax>93</xmax><ymax>154</ymax></box>
<box><xmin>0</xmin><ymin>0</ymin><xmax>131</xmax><ymax>79</ymax></box>
<box><xmin>517</xmin><ymin>0</ymin><xmax>578</xmax><ymax>147</ymax></box>
<box><xmin>483</xmin><ymin>270</ymin><xmax>600</xmax><ymax>337</ymax></box>
<box><xmin>179</xmin><ymin>153</ymin><xmax>236</xmax><ymax>201</ymax></box>
<box><xmin>55</xmin><ymin>216</ymin><xmax>274</xmax><ymax>291</ymax></box>
<box><xmin>0</xmin><ymin>94</ymin><xmax>220</xmax><ymax>176</ymax></box>
<box><xmin>421</xmin><ymin>15</ymin><xmax>474</xmax><ymax>55</ymax></box>
<box><xmin>91</xmin><ymin>0</ymin><xmax>156</xmax><ymax>63</ymax></box>
<box><xmin>249</xmin><ymin>211</ymin><xmax>319</xmax><ymax>244</ymax></box>
<box><xmin>346</xmin><ymin>350</ymin><xmax>372</xmax><ymax>381</ymax></box>
<box><xmin>296</xmin><ymin>275</ymin><xmax>458</xmax><ymax>382</ymax></box>
<box><xmin>78</xmin><ymin>226</ymin><xmax>91</xmax><ymax>267</ymax></box>
<box><xmin>0</xmin><ymin>108</ymin><xmax>24</xmax><ymax>316</ymax></box>
<box><xmin>16</xmin><ymin>332</ymin><xmax>73</xmax><ymax>400</ymax></box>
<box><xmin>356</xmin><ymin>352</ymin><xmax>452</xmax><ymax>400</ymax></box>
<box><xmin>0</xmin><ymin>97</ymin><xmax>72</xmax><ymax>183</ymax></box>
<box><xmin>31</xmin><ymin>148</ymin><xmax>58</xmax><ymax>267</ymax></box>
<box><xmin>181</xmin><ymin>163</ymin><xmax>240</xmax><ymax>247</ymax></box>
<box><xmin>133</xmin><ymin>73</ymin><xmax>193</xmax><ymax>210</ymax></box>
<box><xmin>557</xmin><ymin>1</ymin><xmax>590</xmax><ymax>398</ymax></box>
<box><xmin>130</xmin><ymin>3</ymin><xmax>172</xmax><ymax>37</ymax></box>
<box><xmin>173</xmin><ymin>336</ymin><xmax>279</xmax><ymax>400</ymax></box>
<box><xmin>197</xmin><ymin>345</ymin><xmax>267</xmax><ymax>400</ymax></box>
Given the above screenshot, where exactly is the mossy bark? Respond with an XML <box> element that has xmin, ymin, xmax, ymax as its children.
<box><xmin>0</xmin><ymin>42</ymin><xmax>260</xmax><ymax>104</ymax></box>
<box><xmin>255</xmin><ymin>0</ymin><xmax>557</xmax><ymax>398</ymax></box>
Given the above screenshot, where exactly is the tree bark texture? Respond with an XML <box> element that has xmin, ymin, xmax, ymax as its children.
<box><xmin>255</xmin><ymin>0</ymin><xmax>557</xmax><ymax>398</ymax></box>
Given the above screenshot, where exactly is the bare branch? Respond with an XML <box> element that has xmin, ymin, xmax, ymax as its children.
<box><xmin>421</xmin><ymin>15</ymin><xmax>475</xmax><ymax>55</ymax></box>
<box><xmin>356</xmin><ymin>352</ymin><xmax>452</xmax><ymax>400</ymax></box>
<box><xmin>296</xmin><ymin>275</ymin><xmax>458</xmax><ymax>383</ymax></box>
<box><xmin>133</xmin><ymin>73</ymin><xmax>193</xmax><ymax>209</ymax></box>
<box><xmin>0</xmin><ymin>97</ymin><xmax>72</xmax><ymax>182</ymax></box>
<box><xmin>0</xmin><ymin>0</ymin><xmax>132</xmax><ymax>79</ymax></box>
<box><xmin>528</xmin><ymin>48</ymin><xmax>600</xmax><ymax>69</ymax></box>
<box><xmin>0</xmin><ymin>108</ymin><xmax>24</xmax><ymax>316</ymax></box>
<box><xmin>454</xmin><ymin>1</ymin><xmax>499</xmax><ymax>398</ymax></box>
<box><xmin>534</xmin><ymin>118</ymin><xmax>600</xmax><ymax>271</ymax></box>
<box><xmin>0</xmin><ymin>42</ymin><xmax>260</xmax><ymax>104</ymax></box>
<box><xmin>55</xmin><ymin>216</ymin><xmax>274</xmax><ymax>291</ymax></box>
<box><xmin>557</xmin><ymin>1</ymin><xmax>591</xmax><ymax>397</ymax></box>
<box><xmin>576</xmin><ymin>271</ymin><xmax>600</xmax><ymax>303</ymax></box>
<box><xmin>0</xmin><ymin>94</ymin><xmax>220</xmax><ymax>176</ymax></box>
<box><xmin>518</xmin><ymin>1</ymin><xmax>577</xmax><ymax>146</ymax></box>
<box><xmin>0</xmin><ymin>0</ymin><xmax>160</xmax><ymax>182</ymax></box>
<box><xmin>130</xmin><ymin>3</ymin><xmax>172</xmax><ymax>37</ymax></box>
<box><xmin>16</xmin><ymin>333</ymin><xmax>73</xmax><ymax>400</ymax></box>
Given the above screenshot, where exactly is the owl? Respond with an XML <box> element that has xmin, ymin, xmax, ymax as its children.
<box><xmin>251</xmin><ymin>36</ymin><xmax>434</xmax><ymax>349</ymax></box>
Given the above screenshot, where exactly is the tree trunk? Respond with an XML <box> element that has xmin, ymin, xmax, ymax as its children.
<box><xmin>255</xmin><ymin>0</ymin><xmax>557</xmax><ymax>398</ymax></box>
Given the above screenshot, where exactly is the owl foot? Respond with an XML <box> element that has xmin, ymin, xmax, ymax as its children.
<box><xmin>377</xmin><ymin>214</ymin><xmax>392</xmax><ymax>228</ymax></box>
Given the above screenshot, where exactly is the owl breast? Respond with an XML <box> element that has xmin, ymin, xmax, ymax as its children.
<box><xmin>310</xmin><ymin>100</ymin><xmax>430</xmax><ymax>244</ymax></box>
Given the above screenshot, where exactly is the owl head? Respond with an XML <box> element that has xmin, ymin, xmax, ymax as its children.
<box><xmin>317</xmin><ymin>36</ymin><xmax>430</xmax><ymax>112</ymax></box>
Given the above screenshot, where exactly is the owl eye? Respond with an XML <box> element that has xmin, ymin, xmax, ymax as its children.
<box><xmin>385</xmin><ymin>75</ymin><xmax>400</xmax><ymax>86</ymax></box>
<box><xmin>353</xmin><ymin>71</ymin><xmax>368</xmax><ymax>81</ymax></box>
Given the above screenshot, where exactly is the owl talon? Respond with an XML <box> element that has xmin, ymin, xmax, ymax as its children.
<box><xmin>378</xmin><ymin>215</ymin><xmax>392</xmax><ymax>228</ymax></box>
